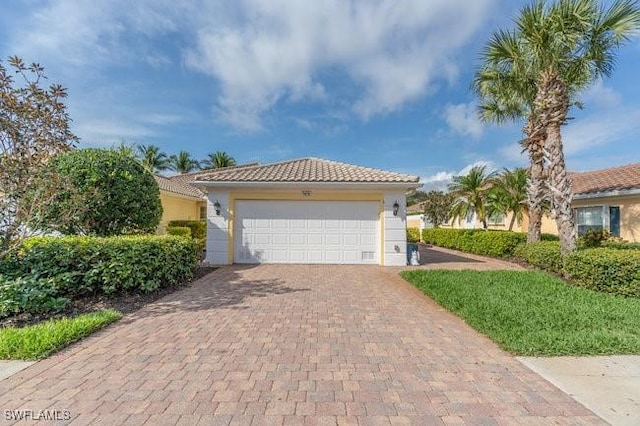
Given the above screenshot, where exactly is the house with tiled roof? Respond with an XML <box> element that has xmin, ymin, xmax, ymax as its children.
<box><xmin>154</xmin><ymin>175</ymin><xmax>206</xmax><ymax>232</ymax></box>
<box><xmin>563</xmin><ymin>162</ymin><xmax>640</xmax><ymax>241</ymax></box>
<box><xmin>189</xmin><ymin>157</ymin><xmax>420</xmax><ymax>266</ymax></box>
<box><xmin>445</xmin><ymin>162</ymin><xmax>640</xmax><ymax>241</ymax></box>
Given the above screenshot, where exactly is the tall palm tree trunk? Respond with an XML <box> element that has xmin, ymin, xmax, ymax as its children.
<box><xmin>536</xmin><ymin>69</ymin><xmax>577</xmax><ymax>254</ymax></box>
<box><xmin>522</xmin><ymin>118</ymin><xmax>546</xmax><ymax>244</ymax></box>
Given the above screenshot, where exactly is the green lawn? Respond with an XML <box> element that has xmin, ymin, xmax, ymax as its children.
<box><xmin>401</xmin><ymin>270</ymin><xmax>640</xmax><ymax>356</ymax></box>
<box><xmin>0</xmin><ymin>310</ymin><xmax>122</xmax><ymax>360</ymax></box>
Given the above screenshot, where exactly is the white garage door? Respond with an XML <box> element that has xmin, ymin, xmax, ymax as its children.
<box><xmin>234</xmin><ymin>200</ymin><xmax>379</xmax><ymax>264</ymax></box>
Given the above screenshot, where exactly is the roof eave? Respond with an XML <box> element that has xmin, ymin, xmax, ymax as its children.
<box><xmin>573</xmin><ymin>187</ymin><xmax>640</xmax><ymax>200</ymax></box>
<box><xmin>191</xmin><ymin>180</ymin><xmax>422</xmax><ymax>190</ymax></box>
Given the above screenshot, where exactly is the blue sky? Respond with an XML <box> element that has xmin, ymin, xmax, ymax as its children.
<box><xmin>2</xmin><ymin>0</ymin><xmax>639</xmax><ymax>189</ymax></box>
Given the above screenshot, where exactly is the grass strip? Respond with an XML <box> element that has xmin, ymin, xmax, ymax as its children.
<box><xmin>401</xmin><ymin>270</ymin><xmax>640</xmax><ymax>356</ymax></box>
<box><xmin>0</xmin><ymin>310</ymin><xmax>122</xmax><ymax>360</ymax></box>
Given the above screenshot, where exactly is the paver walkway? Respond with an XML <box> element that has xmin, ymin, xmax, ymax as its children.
<box><xmin>0</xmin><ymin>265</ymin><xmax>602</xmax><ymax>425</ymax></box>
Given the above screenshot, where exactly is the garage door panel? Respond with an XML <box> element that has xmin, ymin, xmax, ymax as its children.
<box><xmin>234</xmin><ymin>200</ymin><xmax>379</xmax><ymax>264</ymax></box>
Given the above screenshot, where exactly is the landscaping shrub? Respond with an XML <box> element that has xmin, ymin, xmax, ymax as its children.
<box><xmin>541</xmin><ymin>233</ymin><xmax>560</xmax><ymax>241</ymax></box>
<box><xmin>601</xmin><ymin>240</ymin><xmax>640</xmax><ymax>250</ymax></box>
<box><xmin>513</xmin><ymin>241</ymin><xmax>563</xmax><ymax>273</ymax></box>
<box><xmin>0</xmin><ymin>275</ymin><xmax>69</xmax><ymax>319</ymax></box>
<box><xmin>41</xmin><ymin>148</ymin><xmax>162</xmax><ymax>236</ymax></box>
<box><xmin>421</xmin><ymin>228</ymin><xmax>526</xmax><ymax>257</ymax></box>
<box><xmin>168</xmin><ymin>220</ymin><xmax>206</xmax><ymax>240</ymax></box>
<box><xmin>19</xmin><ymin>235</ymin><xmax>200</xmax><ymax>295</ymax></box>
<box><xmin>407</xmin><ymin>227</ymin><xmax>420</xmax><ymax>243</ymax></box>
<box><xmin>578</xmin><ymin>229</ymin><xmax>609</xmax><ymax>248</ymax></box>
<box><xmin>166</xmin><ymin>226</ymin><xmax>191</xmax><ymax>238</ymax></box>
<box><xmin>563</xmin><ymin>248</ymin><xmax>640</xmax><ymax>297</ymax></box>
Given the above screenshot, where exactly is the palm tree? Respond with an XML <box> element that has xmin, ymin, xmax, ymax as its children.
<box><xmin>474</xmin><ymin>65</ymin><xmax>547</xmax><ymax>243</ymax></box>
<box><xmin>137</xmin><ymin>144</ymin><xmax>170</xmax><ymax>172</ymax></box>
<box><xmin>201</xmin><ymin>151</ymin><xmax>237</xmax><ymax>169</ymax></box>
<box><xmin>488</xmin><ymin>168</ymin><xmax>529</xmax><ymax>231</ymax></box>
<box><xmin>475</xmin><ymin>0</ymin><xmax>640</xmax><ymax>253</ymax></box>
<box><xmin>170</xmin><ymin>151</ymin><xmax>200</xmax><ymax>174</ymax></box>
<box><xmin>448</xmin><ymin>165</ymin><xmax>497</xmax><ymax>230</ymax></box>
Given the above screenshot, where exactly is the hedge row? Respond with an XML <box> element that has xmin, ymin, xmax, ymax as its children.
<box><xmin>18</xmin><ymin>235</ymin><xmax>200</xmax><ymax>295</ymax></box>
<box><xmin>407</xmin><ymin>228</ymin><xmax>420</xmax><ymax>243</ymax></box>
<box><xmin>167</xmin><ymin>220</ymin><xmax>206</xmax><ymax>240</ymax></box>
<box><xmin>422</xmin><ymin>228</ymin><xmax>526</xmax><ymax>257</ymax></box>
<box><xmin>514</xmin><ymin>241</ymin><xmax>640</xmax><ymax>297</ymax></box>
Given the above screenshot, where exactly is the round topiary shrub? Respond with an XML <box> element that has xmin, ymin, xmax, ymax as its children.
<box><xmin>42</xmin><ymin>148</ymin><xmax>162</xmax><ymax>236</ymax></box>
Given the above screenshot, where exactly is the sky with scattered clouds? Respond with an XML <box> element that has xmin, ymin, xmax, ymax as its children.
<box><xmin>2</xmin><ymin>0</ymin><xmax>639</xmax><ymax>189</ymax></box>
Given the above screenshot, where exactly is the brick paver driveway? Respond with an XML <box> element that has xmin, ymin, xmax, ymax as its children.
<box><xmin>0</xmin><ymin>265</ymin><xmax>602</xmax><ymax>425</ymax></box>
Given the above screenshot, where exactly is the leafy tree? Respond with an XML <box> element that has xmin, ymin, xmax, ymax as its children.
<box><xmin>112</xmin><ymin>141</ymin><xmax>138</xmax><ymax>160</ymax></box>
<box><xmin>421</xmin><ymin>191</ymin><xmax>455</xmax><ymax>228</ymax></box>
<box><xmin>170</xmin><ymin>150</ymin><xmax>200</xmax><ymax>174</ymax></box>
<box><xmin>475</xmin><ymin>0</ymin><xmax>640</xmax><ymax>253</ymax></box>
<box><xmin>41</xmin><ymin>149</ymin><xmax>162</xmax><ymax>236</ymax></box>
<box><xmin>487</xmin><ymin>168</ymin><xmax>529</xmax><ymax>231</ymax></box>
<box><xmin>137</xmin><ymin>144</ymin><xmax>170</xmax><ymax>172</ymax></box>
<box><xmin>448</xmin><ymin>165</ymin><xmax>497</xmax><ymax>230</ymax></box>
<box><xmin>0</xmin><ymin>56</ymin><xmax>79</xmax><ymax>257</ymax></box>
<box><xmin>201</xmin><ymin>151</ymin><xmax>237</xmax><ymax>169</ymax></box>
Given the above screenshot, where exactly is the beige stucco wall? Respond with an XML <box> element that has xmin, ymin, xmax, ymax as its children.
<box><xmin>158</xmin><ymin>192</ymin><xmax>205</xmax><ymax>233</ymax></box>
<box><xmin>571</xmin><ymin>194</ymin><xmax>640</xmax><ymax>242</ymax></box>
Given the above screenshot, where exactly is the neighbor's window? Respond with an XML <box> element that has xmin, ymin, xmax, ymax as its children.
<box><xmin>199</xmin><ymin>205</ymin><xmax>207</xmax><ymax>220</ymax></box>
<box><xmin>575</xmin><ymin>206</ymin><xmax>604</xmax><ymax>235</ymax></box>
<box><xmin>488</xmin><ymin>213</ymin><xmax>505</xmax><ymax>226</ymax></box>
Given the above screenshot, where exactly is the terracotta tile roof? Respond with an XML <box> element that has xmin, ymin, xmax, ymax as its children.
<box><xmin>570</xmin><ymin>163</ymin><xmax>640</xmax><ymax>195</ymax></box>
<box><xmin>193</xmin><ymin>158</ymin><xmax>420</xmax><ymax>184</ymax></box>
<box><xmin>154</xmin><ymin>175</ymin><xmax>203</xmax><ymax>199</ymax></box>
<box><xmin>407</xmin><ymin>202</ymin><xmax>427</xmax><ymax>214</ymax></box>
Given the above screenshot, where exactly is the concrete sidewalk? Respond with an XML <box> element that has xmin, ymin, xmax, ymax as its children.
<box><xmin>519</xmin><ymin>356</ymin><xmax>640</xmax><ymax>426</ymax></box>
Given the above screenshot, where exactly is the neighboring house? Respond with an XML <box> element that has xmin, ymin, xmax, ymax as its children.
<box><xmin>558</xmin><ymin>162</ymin><xmax>640</xmax><ymax>241</ymax></box>
<box><xmin>444</xmin><ymin>163</ymin><xmax>640</xmax><ymax>242</ymax></box>
<box><xmin>154</xmin><ymin>175</ymin><xmax>206</xmax><ymax>232</ymax></box>
<box><xmin>190</xmin><ymin>158</ymin><xmax>421</xmax><ymax>266</ymax></box>
<box><xmin>406</xmin><ymin>202</ymin><xmax>433</xmax><ymax>236</ymax></box>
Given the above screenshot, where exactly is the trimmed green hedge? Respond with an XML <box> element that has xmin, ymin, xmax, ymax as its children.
<box><xmin>168</xmin><ymin>220</ymin><xmax>206</xmax><ymax>240</ymax></box>
<box><xmin>407</xmin><ymin>228</ymin><xmax>420</xmax><ymax>243</ymax></box>
<box><xmin>19</xmin><ymin>235</ymin><xmax>200</xmax><ymax>295</ymax></box>
<box><xmin>166</xmin><ymin>226</ymin><xmax>191</xmax><ymax>238</ymax></box>
<box><xmin>564</xmin><ymin>249</ymin><xmax>640</xmax><ymax>297</ymax></box>
<box><xmin>514</xmin><ymin>241</ymin><xmax>563</xmax><ymax>273</ymax></box>
<box><xmin>422</xmin><ymin>228</ymin><xmax>526</xmax><ymax>257</ymax></box>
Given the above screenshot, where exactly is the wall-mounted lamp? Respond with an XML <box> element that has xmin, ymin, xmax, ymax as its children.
<box><xmin>213</xmin><ymin>200</ymin><xmax>222</xmax><ymax>216</ymax></box>
<box><xmin>392</xmin><ymin>201</ymin><xmax>400</xmax><ymax>216</ymax></box>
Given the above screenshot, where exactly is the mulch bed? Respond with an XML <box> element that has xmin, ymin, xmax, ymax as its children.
<box><xmin>0</xmin><ymin>265</ymin><xmax>218</xmax><ymax>329</ymax></box>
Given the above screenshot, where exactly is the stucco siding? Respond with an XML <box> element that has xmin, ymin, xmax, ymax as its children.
<box><xmin>158</xmin><ymin>193</ymin><xmax>204</xmax><ymax>233</ymax></box>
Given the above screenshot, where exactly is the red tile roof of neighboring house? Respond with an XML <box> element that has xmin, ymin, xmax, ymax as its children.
<box><xmin>407</xmin><ymin>202</ymin><xmax>427</xmax><ymax>214</ymax></box>
<box><xmin>570</xmin><ymin>162</ymin><xmax>640</xmax><ymax>195</ymax></box>
<box><xmin>193</xmin><ymin>158</ymin><xmax>420</xmax><ymax>183</ymax></box>
<box><xmin>154</xmin><ymin>175</ymin><xmax>203</xmax><ymax>199</ymax></box>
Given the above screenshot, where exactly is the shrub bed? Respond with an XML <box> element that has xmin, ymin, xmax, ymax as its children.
<box><xmin>513</xmin><ymin>241</ymin><xmax>563</xmax><ymax>273</ymax></box>
<box><xmin>564</xmin><ymin>249</ymin><xmax>640</xmax><ymax>297</ymax></box>
<box><xmin>407</xmin><ymin>228</ymin><xmax>420</xmax><ymax>243</ymax></box>
<box><xmin>422</xmin><ymin>228</ymin><xmax>526</xmax><ymax>257</ymax></box>
<box><xmin>168</xmin><ymin>220</ymin><xmax>206</xmax><ymax>240</ymax></box>
<box><xmin>166</xmin><ymin>226</ymin><xmax>191</xmax><ymax>238</ymax></box>
<box><xmin>18</xmin><ymin>235</ymin><xmax>200</xmax><ymax>296</ymax></box>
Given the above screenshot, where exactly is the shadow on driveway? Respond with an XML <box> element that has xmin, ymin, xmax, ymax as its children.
<box><xmin>127</xmin><ymin>265</ymin><xmax>310</xmax><ymax>320</ymax></box>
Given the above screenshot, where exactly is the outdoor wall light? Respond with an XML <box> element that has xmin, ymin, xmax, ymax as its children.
<box><xmin>392</xmin><ymin>201</ymin><xmax>400</xmax><ymax>216</ymax></box>
<box><xmin>214</xmin><ymin>200</ymin><xmax>222</xmax><ymax>216</ymax></box>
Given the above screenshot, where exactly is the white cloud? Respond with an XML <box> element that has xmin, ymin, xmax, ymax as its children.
<box><xmin>185</xmin><ymin>0</ymin><xmax>497</xmax><ymax>130</ymax></box>
<box><xmin>563</xmin><ymin>108</ymin><xmax>640</xmax><ymax>156</ymax></box>
<box><xmin>578</xmin><ymin>79</ymin><xmax>621</xmax><ymax>110</ymax></box>
<box><xmin>421</xmin><ymin>161</ymin><xmax>495</xmax><ymax>191</ymax></box>
<box><xmin>6</xmin><ymin>0</ymin><xmax>497</xmax><ymax>132</ymax></box>
<box><xmin>442</xmin><ymin>102</ymin><xmax>484</xmax><ymax>139</ymax></box>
